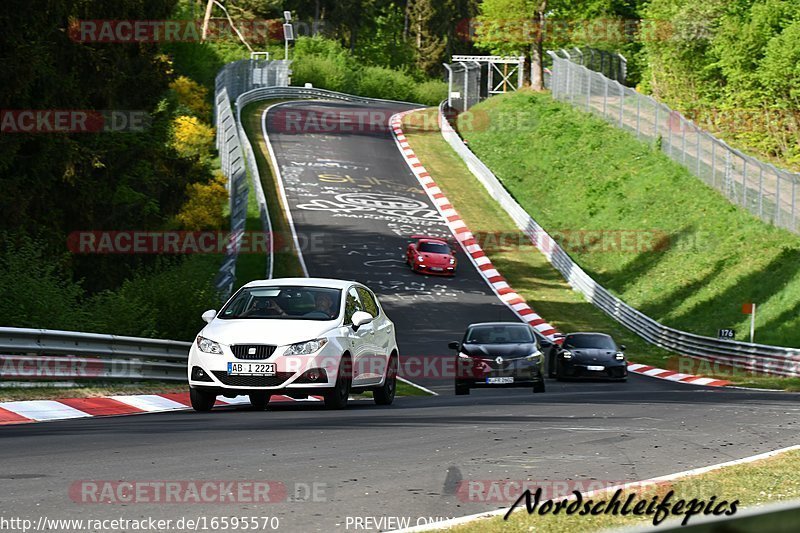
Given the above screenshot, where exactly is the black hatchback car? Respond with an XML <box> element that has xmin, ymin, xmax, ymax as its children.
<box><xmin>546</xmin><ymin>332</ymin><xmax>627</xmax><ymax>381</ymax></box>
<box><xmin>449</xmin><ymin>322</ymin><xmax>546</xmax><ymax>395</ymax></box>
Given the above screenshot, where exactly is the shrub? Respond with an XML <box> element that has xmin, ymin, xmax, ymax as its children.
<box><xmin>170</xmin><ymin>75</ymin><xmax>211</xmax><ymax>119</ymax></box>
<box><xmin>291</xmin><ymin>55</ymin><xmax>354</xmax><ymax>93</ymax></box>
<box><xmin>171</xmin><ymin>115</ymin><xmax>215</xmax><ymax>160</ymax></box>
<box><xmin>87</xmin><ymin>256</ymin><xmax>220</xmax><ymax>340</ymax></box>
<box><xmin>176</xmin><ymin>172</ymin><xmax>228</xmax><ymax>230</ymax></box>
<box><xmin>355</xmin><ymin>66</ymin><xmax>415</xmax><ymax>102</ymax></box>
<box><xmin>0</xmin><ymin>235</ymin><xmax>86</xmax><ymax>330</ymax></box>
<box><xmin>412</xmin><ymin>79</ymin><xmax>448</xmax><ymax>106</ymax></box>
<box><xmin>290</xmin><ymin>36</ymin><xmax>355</xmax><ymax>92</ymax></box>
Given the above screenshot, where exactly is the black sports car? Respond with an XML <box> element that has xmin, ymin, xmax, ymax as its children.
<box><xmin>546</xmin><ymin>332</ymin><xmax>627</xmax><ymax>381</ymax></box>
<box><xmin>449</xmin><ymin>322</ymin><xmax>546</xmax><ymax>395</ymax></box>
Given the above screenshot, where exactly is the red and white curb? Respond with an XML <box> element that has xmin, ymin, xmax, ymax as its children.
<box><xmin>627</xmin><ymin>363</ymin><xmax>731</xmax><ymax>387</ymax></box>
<box><xmin>389</xmin><ymin>110</ymin><xmax>731</xmax><ymax>388</ymax></box>
<box><xmin>0</xmin><ymin>393</ymin><xmax>320</xmax><ymax>426</ymax></box>
<box><xmin>390</xmin><ymin>110</ymin><xmax>559</xmax><ymax>340</ymax></box>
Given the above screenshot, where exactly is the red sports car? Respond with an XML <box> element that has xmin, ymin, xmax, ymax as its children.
<box><xmin>406</xmin><ymin>235</ymin><xmax>457</xmax><ymax>276</ymax></box>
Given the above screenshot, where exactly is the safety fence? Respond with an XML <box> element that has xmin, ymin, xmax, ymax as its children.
<box><xmin>438</xmin><ymin>103</ymin><xmax>800</xmax><ymax>377</ymax></box>
<box><xmin>212</xmin><ymin>59</ymin><xmax>291</xmax><ymax>297</ymax></box>
<box><xmin>443</xmin><ymin>61</ymin><xmax>482</xmax><ymax>112</ymax></box>
<box><xmin>557</xmin><ymin>47</ymin><xmax>627</xmax><ymax>84</ymax></box>
<box><xmin>548</xmin><ymin>52</ymin><xmax>800</xmax><ymax>235</ymax></box>
<box><xmin>213</xmin><ymin>86</ymin><xmax>249</xmax><ymax>298</ymax></box>
<box><xmin>0</xmin><ymin>327</ymin><xmax>190</xmax><ymax>385</ymax></box>
<box><xmin>215</xmin><ymin>59</ymin><xmax>291</xmax><ymax>103</ymax></box>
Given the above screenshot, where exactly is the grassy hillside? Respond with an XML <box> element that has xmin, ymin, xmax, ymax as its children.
<box><xmin>458</xmin><ymin>91</ymin><xmax>800</xmax><ymax>348</ymax></box>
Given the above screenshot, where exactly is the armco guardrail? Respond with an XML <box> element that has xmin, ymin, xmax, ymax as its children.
<box><xmin>235</xmin><ymin>85</ymin><xmax>418</xmax><ymax>108</ymax></box>
<box><xmin>212</xmin><ymin>60</ymin><xmax>418</xmax><ymax>294</ymax></box>
<box><xmin>438</xmin><ymin>103</ymin><xmax>800</xmax><ymax>377</ymax></box>
<box><xmin>0</xmin><ymin>327</ymin><xmax>190</xmax><ymax>383</ymax></box>
<box><xmin>222</xmin><ymin>85</ymin><xmax>418</xmax><ymax>285</ymax></box>
<box><xmin>213</xmin><ymin>86</ymin><xmax>248</xmax><ymax>299</ymax></box>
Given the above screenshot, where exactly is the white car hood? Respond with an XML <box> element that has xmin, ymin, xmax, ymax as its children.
<box><xmin>200</xmin><ymin>318</ymin><xmax>339</xmax><ymax>346</ymax></box>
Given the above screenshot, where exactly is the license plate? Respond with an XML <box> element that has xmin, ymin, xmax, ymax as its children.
<box><xmin>227</xmin><ymin>362</ymin><xmax>276</xmax><ymax>376</ymax></box>
<box><xmin>430</xmin><ymin>267</ymin><xmax>443</xmax><ymax>271</ymax></box>
<box><xmin>587</xmin><ymin>365</ymin><xmax>605</xmax><ymax>371</ymax></box>
<box><xmin>486</xmin><ymin>377</ymin><xmax>514</xmax><ymax>384</ymax></box>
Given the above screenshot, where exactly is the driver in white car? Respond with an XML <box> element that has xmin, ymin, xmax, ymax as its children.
<box><xmin>313</xmin><ymin>292</ymin><xmax>335</xmax><ymax>318</ymax></box>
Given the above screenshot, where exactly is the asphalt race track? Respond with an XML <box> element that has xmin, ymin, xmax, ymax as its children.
<box><xmin>2</xmin><ymin>100</ymin><xmax>798</xmax><ymax>533</ymax></box>
<box><xmin>262</xmin><ymin>100</ymin><xmax>517</xmax><ymax>393</ymax></box>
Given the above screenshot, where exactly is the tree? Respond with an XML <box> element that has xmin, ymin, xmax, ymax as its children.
<box><xmin>475</xmin><ymin>0</ymin><xmax>555</xmax><ymax>90</ymax></box>
<box><xmin>475</xmin><ymin>0</ymin><xmax>641</xmax><ymax>90</ymax></box>
<box><xmin>409</xmin><ymin>0</ymin><xmax>446</xmax><ymax>75</ymax></box>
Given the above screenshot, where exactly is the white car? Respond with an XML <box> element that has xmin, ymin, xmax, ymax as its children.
<box><xmin>188</xmin><ymin>278</ymin><xmax>399</xmax><ymax>411</ymax></box>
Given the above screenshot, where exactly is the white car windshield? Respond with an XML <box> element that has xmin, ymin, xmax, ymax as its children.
<box><xmin>219</xmin><ymin>286</ymin><xmax>342</xmax><ymax>320</ymax></box>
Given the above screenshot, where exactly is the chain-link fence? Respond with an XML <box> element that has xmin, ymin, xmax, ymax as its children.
<box><xmin>443</xmin><ymin>61</ymin><xmax>481</xmax><ymax>112</ymax></box>
<box><xmin>556</xmin><ymin>47</ymin><xmax>626</xmax><ymax>84</ymax></box>
<box><xmin>548</xmin><ymin>53</ymin><xmax>800</xmax><ymax>234</ymax></box>
<box><xmin>215</xmin><ymin>59</ymin><xmax>291</xmax><ymax>105</ymax></box>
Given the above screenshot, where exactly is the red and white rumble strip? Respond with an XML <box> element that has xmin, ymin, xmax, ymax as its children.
<box><xmin>390</xmin><ymin>110</ymin><xmax>559</xmax><ymax>340</ymax></box>
<box><xmin>626</xmin><ymin>364</ymin><xmax>731</xmax><ymax>386</ymax></box>
<box><xmin>388</xmin><ymin>110</ymin><xmax>730</xmax><ymax>389</ymax></box>
<box><xmin>0</xmin><ymin>393</ymin><xmax>320</xmax><ymax>426</ymax></box>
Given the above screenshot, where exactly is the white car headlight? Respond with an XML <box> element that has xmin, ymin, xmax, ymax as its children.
<box><xmin>196</xmin><ymin>336</ymin><xmax>223</xmax><ymax>354</ymax></box>
<box><xmin>284</xmin><ymin>338</ymin><xmax>328</xmax><ymax>355</ymax></box>
<box><xmin>561</xmin><ymin>350</ymin><xmax>573</xmax><ymax>359</ymax></box>
<box><xmin>417</xmin><ymin>256</ymin><xmax>424</xmax><ymax>262</ymax></box>
<box><xmin>458</xmin><ymin>352</ymin><xmax>471</xmax><ymax>360</ymax></box>
<box><xmin>449</xmin><ymin>258</ymin><xmax>456</xmax><ymax>264</ymax></box>
<box><xmin>615</xmin><ymin>352</ymin><xmax>625</xmax><ymax>360</ymax></box>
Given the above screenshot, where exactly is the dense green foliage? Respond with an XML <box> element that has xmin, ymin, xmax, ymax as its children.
<box><xmin>472</xmin><ymin>0</ymin><xmax>798</xmax><ymax>171</ymax></box>
<box><xmin>475</xmin><ymin>0</ymin><xmax>646</xmax><ymax>87</ymax></box>
<box><xmin>287</xmin><ymin>1</ymin><xmax>478</xmax><ymax>74</ymax></box>
<box><xmin>640</xmin><ymin>0</ymin><xmax>800</xmax><ymax>169</ymax></box>
<box><xmin>290</xmin><ymin>36</ymin><xmax>447</xmax><ymax>104</ymax></box>
<box><xmin>0</xmin><ymin>0</ymin><xmax>191</xmax><ymax>285</ymax></box>
<box><xmin>461</xmin><ymin>92</ymin><xmax>800</xmax><ymax>346</ymax></box>
<box><xmin>0</xmin><ymin>236</ymin><xmax>218</xmax><ymax>340</ymax></box>
<box><xmin>0</xmin><ymin>0</ymin><xmax>227</xmax><ymax>337</ymax></box>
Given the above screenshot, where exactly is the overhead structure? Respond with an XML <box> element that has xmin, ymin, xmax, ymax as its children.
<box><xmin>451</xmin><ymin>55</ymin><xmax>525</xmax><ymax>96</ymax></box>
<box><xmin>444</xmin><ymin>55</ymin><xmax>526</xmax><ymax>112</ymax></box>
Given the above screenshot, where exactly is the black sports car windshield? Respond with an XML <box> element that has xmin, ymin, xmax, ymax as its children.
<box><xmin>418</xmin><ymin>241</ymin><xmax>450</xmax><ymax>254</ymax></box>
<box><xmin>465</xmin><ymin>325</ymin><xmax>534</xmax><ymax>344</ymax></box>
<box><xmin>565</xmin><ymin>334</ymin><xmax>616</xmax><ymax>350</ymax></box>
<box><xmin>219</xmin><ymin>286</ymin><xmax>342</xmax><ymax>320</ymax></box>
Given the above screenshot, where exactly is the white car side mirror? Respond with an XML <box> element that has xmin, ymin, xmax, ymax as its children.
<box><xmin>351</xmin><ymin>311</ymin><xmax>374</xmax><ymax>328</ymax></box>
<box><xmin>201</xmin><ymin>309</ymin><xmax>217</xmax><ymax>323</ymax></box>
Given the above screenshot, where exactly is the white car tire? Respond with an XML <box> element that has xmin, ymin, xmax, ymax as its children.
<box><xmin>324</xmin><ymin>356</ymin><xmax>352</xmax><ymax>410</ymax></box>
